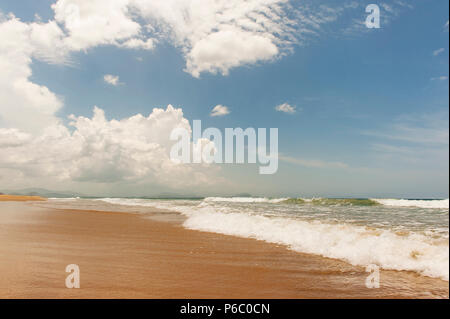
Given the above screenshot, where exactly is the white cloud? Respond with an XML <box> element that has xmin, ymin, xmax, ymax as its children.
<box><xmin>210</xmin><ymin>105</ymin><xmax>230</xmax><ymax>117</ymax></box>
<box><xmin>1</xmin><ymin>0</ymin><xmax>409</xmax><ymax>81</ymax></box>
<box><xmin>275</xmin><ymin>103</ymin><xmax>296</xmax><ymax>114</ymax></box>
<box><xmin>118</xmin><ymin>38</ymin><xmax>155</xmax><ymax>50</ymax></box>
<box><xmin>51</xmin><ymin>0</ymin><xmax>152</xmax><ymax>51</ymax></box>
<box><xmin>0</xmin><ymin>105</ymin><xmax>219</xmax><ymax>187</ymax></box>
<box><xmin>186</xmin><ymin>26</ymin><xmax>279</xmax><ymax>77</ymax></box>
<box><xmin>0</xmin><ymin>128</ymin><xmax>31</xmax><ymax>147</ymax></box>
<box><xmin>0</xmin><ymin>1</ymin><xmax>423</xmax><ymax>190</ymax></box>
<box><xmin>47</xmin><ymin>0</ymin><xmax>293</xmax><ymax>77</ymax></box>
<box><xmin>433</xmin><ymin>48</ymin><xmax>445</xmax><ymax>56</ymax></box>
<box><xmin>131</xmin><ymin>0</ymin><xmax>297</xmax><ymax>78</ymax></box>
<box><xmin>103</xmin><ymin>74</ymin><xmax>121</xmax><ymax>86</ymax></box>
<box><xmin>0</xmin><ymin>16</ymin><xmax>64</xmax><ymax>134</ymax></box>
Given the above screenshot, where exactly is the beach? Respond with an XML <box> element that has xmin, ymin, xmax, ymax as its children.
<box><xmin>0</xmin><ymin>199</ymin><xmax>448</xmax><ymax>299</ymax></box>
<box><xmin>0</xmin><ymin>195</ymin><xmax>47</xmax><ymax>202</ymax></box>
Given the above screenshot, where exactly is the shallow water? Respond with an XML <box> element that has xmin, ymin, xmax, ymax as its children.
<box><xmin>41</xmin><ymin>197</ymin><xmax>449</xmax><ymax>281</ymax></box>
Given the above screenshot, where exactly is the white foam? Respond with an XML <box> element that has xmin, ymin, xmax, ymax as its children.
<box><xmin>373</xmin><ymin>198</ymin><xmax>449</xmax><ymax>209</ymax></box>
<box><xmin>88</xmin><ymin>197</ymin><xmax>450</xmax><ymax>280</ymax></box>
<box><xmin>95</xmin><ymin>198</ymin><xmax>156</xmax><ymax>206</ymax></box>
<box><xmin>95</xmin><ymin>197</ymin><xmax>194</xmax><ymax>212</ymax></box>
<box><xmin>204</xmin><ymin>197</ymin><xmax>287</xmax><ymax>203</ymax></box>
<box><xmin>177</xmin><ymin>205</ymin><xmax>449</xmax><ymax>281</ymax></box>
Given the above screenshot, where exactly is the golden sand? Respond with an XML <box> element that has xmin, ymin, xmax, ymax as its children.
<box><xmin>0</xmin><ymin>195</ymin><xmax>47</xmax><ymax>202</ymax></box>
<box><xmin>0</xmin><ymin>201</ymin><xmax>448</xmax><ymax>298</ymax></box>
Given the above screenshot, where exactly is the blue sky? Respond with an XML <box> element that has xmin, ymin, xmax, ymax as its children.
<box><xmin>0</xmin><ymin>0</ymin><xmax>448</xmax><ymax>198</ymax></box>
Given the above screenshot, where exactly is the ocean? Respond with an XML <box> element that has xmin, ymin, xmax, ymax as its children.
<box><xmin>43</xmin><ymin>197</ymin><xmax>449</xmax><ymax>281</ymax></box>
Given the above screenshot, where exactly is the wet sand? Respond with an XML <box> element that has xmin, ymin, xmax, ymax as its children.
<box><xmin>0</xmin><ymin>201</ymin><xmax>448</xmax><ymax>298</ymax></box>
<box><xmin>0</xmin><ymin>195</ymin><xmax>46</xmax><ymax>202</ymax></box>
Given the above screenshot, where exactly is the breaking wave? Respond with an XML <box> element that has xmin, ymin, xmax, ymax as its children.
<box><xmin>371</xmin><ymin>199</ymin><xmax>449</xmax><ymax>209</ymax></box>
<box><xmin>89</xmin><ymin>196</ymin><xmax>449</xmax><ymax>280</ymax></box>
<box><xmin>180</xmin><ymin>205</ymin><xmax>449</xmax><ymax>281</ymax></box>
<box><xmin>204</xmin><ymin>197</ymin><xmax>448</xmax><ymax>208</ymax></box>
<box><xmin>204</xmin><ymin>197</ymin><xmax>287</xmax><ymax>203</ymax></box>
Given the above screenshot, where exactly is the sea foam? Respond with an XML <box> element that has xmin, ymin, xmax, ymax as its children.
<box><xmin>181</xmin><ymin>204</ymin><xmax>449</xmax><ymax>281</ymax></box>
<box><xmin>92</xmin><ymin>197</ymin><xmax>449</xmax><ymax>280</ymax></box>
<box><xmin>204</xmin><ymin>197</ymin><xmax>287</xmax><ymax>203</ymax></box>
<box><xmin>372</xmin><ymin>198</ymin><xmax>449</xmax><ymax>209</ymax></box>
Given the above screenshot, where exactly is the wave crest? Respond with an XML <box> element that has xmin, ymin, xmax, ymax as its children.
<box><xmin>182</xmin><ymin>205</ymin><xmax>449</xmax><ymax>281</ymax></box>
<box><xmin>372</xmin><ymin>199</ymin><xmax>449</xmax><ymax>209</ymax></box>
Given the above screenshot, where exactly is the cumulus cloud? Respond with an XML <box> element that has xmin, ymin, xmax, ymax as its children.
<box><xmin>0</xmin><ymin>105</ymin><xmax>219</xmax><ymax>187</ymax></box>
<box><xmin>1</xmin><ymin>0</ymin><xmax>407</xmax><ymax>80</ymax></box>
<box><xmin>0</xmin><ymin>15</ymin><xmax>64</xmax><ymax>134</ymax></box>
<box><xmin>0</xmin><ymin>0</ymin><xmax>415</xmax><ymax>191</ymax></box>
<box><xmin>103</xmin><ymin>74</ymin><xmax>121</xmax><ymax>86</ymax></box>
<box><xmin>46</xmin><ymin>0</ymin><xmax>293</xmax><ymax>76</ymax></box>
<box><xmin>210</xmin><ymin>105</ymin><xmax>230</xmax><ymax>117</ymax></box>
<box><xmin>186</xmin><ymin>27</ymin><xmax>279</xmax><ymax>77</ymax></box>
<box><xmin>51</xmin><ymin>0</ymin><xmax>153</xmax><ymax>51</ymax></box>
<box><xmin>0</xmin><ymin>6</ymin><xmax>226</xmax><ymax>190</ymax></box>
<box><xmin>275</xmin><ymin>103</ymin><xmax>296</xmax><ymax>114</ymax></box>
<box><xmin>130</xmin><ymin>0</ymin><xmax>297</xmax><ymax>77</ymax></box>
<box><xmin>0</xmin><ymin>128</ymin><xmax>31</xmax><ymax>147</ymax></box>
<box><xmin>118</xmin><ymin>38</ymin><xmax>155</xmax><ymax>50</ymax></box>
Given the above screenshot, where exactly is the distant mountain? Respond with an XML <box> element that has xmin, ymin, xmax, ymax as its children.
<box><xmin>0</xmin><ymin>188</ymin><xmax>84</xmax><ymax>198</ymax></box>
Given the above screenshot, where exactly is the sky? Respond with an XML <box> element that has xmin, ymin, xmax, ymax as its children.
<box><xmin>0</xmin><ymin>0</ymin><xmax>448</xmax><ymax>198</ymax></box>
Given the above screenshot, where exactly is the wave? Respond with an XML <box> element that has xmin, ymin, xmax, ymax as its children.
<box><xmin>204</xmin><ymin>197</ymin><xmax>288</xmax><ymax>203</ymax></box>
<box><xmin>180</xmin><ymin>205</ymin><xmax>449</xmax><ymax>281</ymax></box>
<box><xmin>204</xmin><ymin>197</ymin><xmax>450</xmax><ymax>208</ymax></box>
<box><xmin>372</xmin><ymin>199</ymin><xmax>449</xmax><ymax>209</ymax></box>
<box><xmin>280</xmin><ymin>198</ymin><xmax>448</xmax><ymax>208</ymax></box>
<box><xmin>203</xmin><ymin>197</ymin><xmax>378</xmax><ymax>205</ymax></box>
<box><xmin>95</xmin><ymin>198</ymin><xmax>156</xmax><ymax>206</ymax></box>
<box><xmin>283</xmin><ymin>198</ymin><xmax>380</xmax><ymax>206</ymax></box>
<box><xmin>77</xmin><ymin>197</ymin><xmax>449</xmax><ymax>280</ymax></box>
<box><xmin>95</xmin><ymin>197</ymin><xmax>449</xmax><ymax>209</ymax></box>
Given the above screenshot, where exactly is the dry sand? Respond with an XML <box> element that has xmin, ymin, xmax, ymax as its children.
<box><xmin>0</xmin><ymin>201</ymin><xmax>448</xmax><ymax>298</ymax></box>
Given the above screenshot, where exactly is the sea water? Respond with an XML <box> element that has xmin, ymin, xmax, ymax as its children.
<box><xmin>45</xmin><ymin>197</ymin><xmax>449</xmax><ymax>281</ymax></box>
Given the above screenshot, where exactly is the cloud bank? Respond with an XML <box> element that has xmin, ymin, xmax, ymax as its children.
<box><xmin>0</xmin><ymin>105</ymin><xmax>218</xmax><ymax>188</ymax></box>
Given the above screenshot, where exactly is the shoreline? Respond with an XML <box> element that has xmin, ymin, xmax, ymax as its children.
<box><xmin>0</xmin><ymin>201</ymin><xmax>448</xmax><ymax>298</ymax></box>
